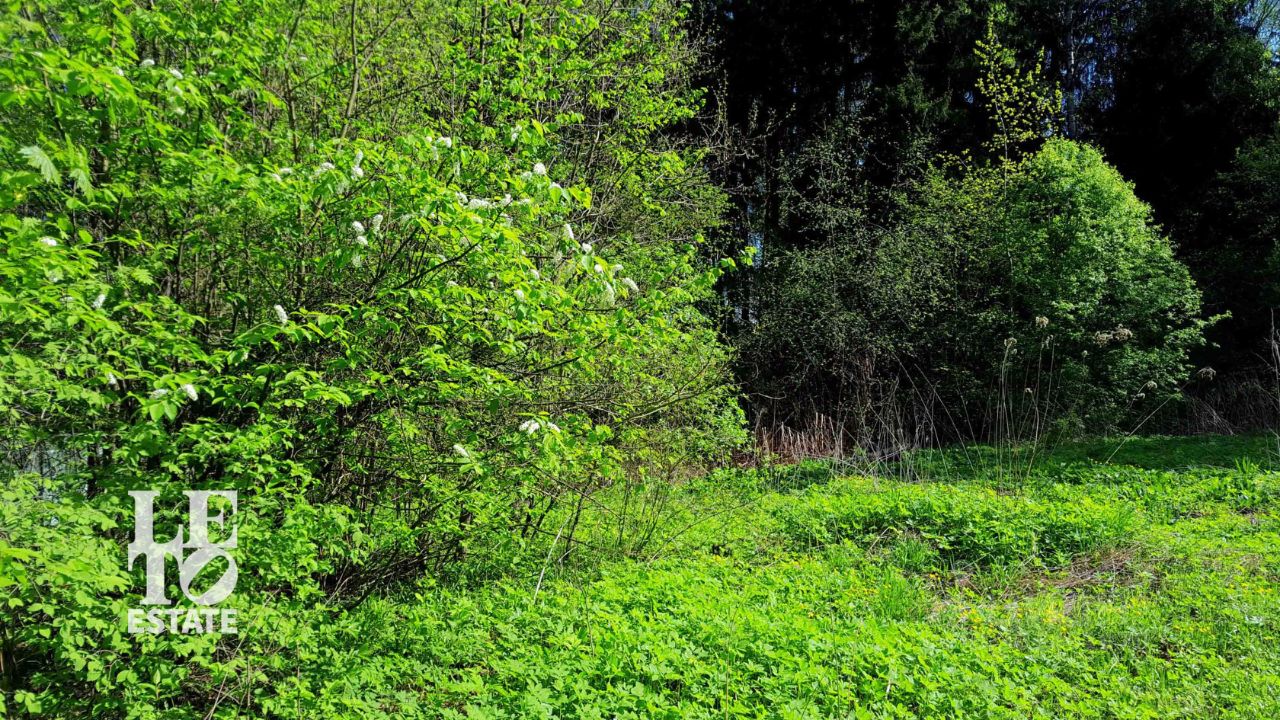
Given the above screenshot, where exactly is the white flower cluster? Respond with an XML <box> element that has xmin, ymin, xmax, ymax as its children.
<box><xmin>518</xmin><ymin>419</ymin><xmax>560</xmax><ymax>435</ymax></box>
<box><xmin>351</xmin><ymin>149</ymin><xmax>364</xmax><ymax>179</ymax></box>
<box><xmin>149</xmin><ymin>384</ymin><xmax>201</xmax><ymax>401</ymax></box>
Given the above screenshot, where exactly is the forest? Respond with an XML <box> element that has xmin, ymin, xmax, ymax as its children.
<box><xmin>1</xmin><ymin>0</ymin><xmax>1279</xmax><ymax>717</ymax></box>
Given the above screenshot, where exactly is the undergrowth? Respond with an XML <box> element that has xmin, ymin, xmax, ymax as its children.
<box><xmin>226</xmin><ymin>434</ymin><xmax>1280</xmax><ymax>718</ymax></box>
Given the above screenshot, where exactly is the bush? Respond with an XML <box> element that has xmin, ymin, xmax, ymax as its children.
<box><xmin>0</xmin><ymin>0</ymin><xmax>742</xmax><ymax>715</ymax></box>
<box><xmin>773</xmin><ymin>477</ymin><xmax>1135</xmax><ymax>568</ymax></box>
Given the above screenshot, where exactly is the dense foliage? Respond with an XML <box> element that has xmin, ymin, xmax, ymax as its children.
<box><xmin>738</xmin><ymin>32</ymin><xmax>1213</xmax><ymax>445</ymax></box>
<box><xmin>0</xmin><ymin>0</ymin><xmax>742</xmax><ymax>714</ymax></box>
<box><xmin>706</xmin><ymin>0</ymin><xmax>1280</xmax><ymax>444</ymax></box>
<box><xmin>3</xmin><ymin>0</ymin><xmax>1280</xmax><ymax>717</ymax></box>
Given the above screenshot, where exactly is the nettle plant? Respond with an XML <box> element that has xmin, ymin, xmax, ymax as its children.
<box><xmin>0</xmin><ymin>0</ymin><xmax>737</xmax><ymax>715</ymax></box>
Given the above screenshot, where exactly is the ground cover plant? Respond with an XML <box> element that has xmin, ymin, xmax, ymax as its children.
<box><xmin>344</xmin><ymin>434</ymin><xmax>1280</xmax><ymax>719</ymax></box>
<box><xmin>12</xmin><ymin>433</ymin><xmax>1278</xmax><ymax>717</ymax></box>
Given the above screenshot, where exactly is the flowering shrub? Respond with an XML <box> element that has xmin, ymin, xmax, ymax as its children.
<box><xmin>0</xmin><ymin>0</ymin><xmax>741</xmax><ymax>715</ymax></box>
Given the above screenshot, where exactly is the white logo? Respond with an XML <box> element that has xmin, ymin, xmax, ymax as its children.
<box><xmin>126</xmin><ymin>490</ymin><xmax>239</xmax><ymax>635</ymax></box>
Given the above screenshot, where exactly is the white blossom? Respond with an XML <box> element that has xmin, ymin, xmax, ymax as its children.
<box><xmin>140</xmin><ymin>58</ymin><xmax>155</xmax><ymax>67</ymax></box>
<box><xmin>545</xmin><ymin>422</ymin><xmax>560</xmax><ymax>433</ymax></box>
<box><xmin>452</xmin><ymin>443</ymin><xmax>470</xmax><ymax>458</ymax></box>
<box><xmin>610</xmin><ymin>264</ymin><xmax>623</xmax><ymax>273</ymax></box>
<box><xmin>352</xmin><ymin>220</ymin><xmax>365</xmax><ymax>233</ymax></box>
<box><xmin>112</xmin><ymin>67</ymin><xmax>125</xmax><ymax>77</ymax></box>
<box><xmin>351</xmin><ymin>165</ymin><xmax>364</xmax><ymax>179</ymax></box>
<box><xmin>355</xmin><ymin>235</ymin><xmax>368</xmax><ymax>246</ymax></box>
<box><xmin>518</xmin><ymin>419</ymin><xmax>541</xmax><ymax>435</ymax></box>
<box><xmin>107</xmin><ymin>372</ymin><xmax>119</xmax><ymax>388</ymax></box>
<box><xmin>467</xmin><ymin>197</ymin><xmax>492</xmax><ymax>209</ymax></box>
<box><xmin>530</xmin><ymin>268</ymin><xmax>540</xmax><ymax>281</ymax></box>
<box><xmin>594</xmin><ymin>263</ymin><xmax>604</xmax><ymax>273</ymax></box>
<box><xmin>621</xmin><ymin>277</ymin><xmax>639</xmax><ymax>294</ymax></box>
<box><xmin>38</xmin><ymin>236</ymin><xmax>58</xmax><ymax>247</ymax></box>
<box><xmin>371</xmin><ymin>214</ymin><xmax>384</xmax><ymax>233</ymax></box>
<box><xmin>150</xmin><ymin>388</ymin><xmax>169</xmax><ymax>399</ymax></box>
<box><xmin>273</xmin><ymin>304</ymin><xmax>289</xmax><ymax>324</ymax></box>
<box><xmin>533</xmin><ymin>162</ymin><xmax>547</xmax><ymax>176</ymax></box>
<box><xmin>514</xmin><ymin>288</ymin><xmax>526</xmax><ymax>302</ymax></box>
<box><xmin>180</xmin><ymin>383</ymin><xmax>198</xmax><ymax>401</ymax></box>
<box><xmin>352</xmin><ymin>254</ymin><xmax>364</xmax><ymax>268</ymax></box>
<box><xmin>270</xmin><ymin>173</ymin><xmax>282</xmax><ymax>182</ymax></box>
<box><xmin>169</xmin><ymin>68</ymin><xmax>183</xmax><ymax>79</ymax></box>
<box><xmin>279</xmin><ymin>167</ymin><xmax>293</xmax><ymax>176</ymax></box>
<box><xmin>354</xmin><ymin>149</ymin><xmax>364</xmax><ymax>165</ymax></box>
<box><xmin>456</xmin><ymin>191</ymin><xmax>469</xmax><ymax>204</ymax></box>
<box><xmin>92</xmin><ymin>292</ymin><xmax>107</xmax><ymax>309</ymax></box>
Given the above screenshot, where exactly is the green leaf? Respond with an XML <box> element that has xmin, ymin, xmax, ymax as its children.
<box><xmin>19</xmin><ymin>145</ymin><xmax>61</xmax><ymax>185</ymax></box>
<box><xmin>69</xmin><ymin>167</ymin><xmax>94</xmax><ymax>197</ymax></box>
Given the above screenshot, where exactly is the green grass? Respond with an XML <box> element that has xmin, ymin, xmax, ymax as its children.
<box><xmin>304</xmin><ymin>434</ymin><xmax>1280</xmax><ymax>718</ymax></box>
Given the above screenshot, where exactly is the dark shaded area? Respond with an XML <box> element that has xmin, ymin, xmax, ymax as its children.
<box><xmin>696</xmin><ymin>0</ymin><xmax>1280</xmax><ymax>444</ymax></box>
